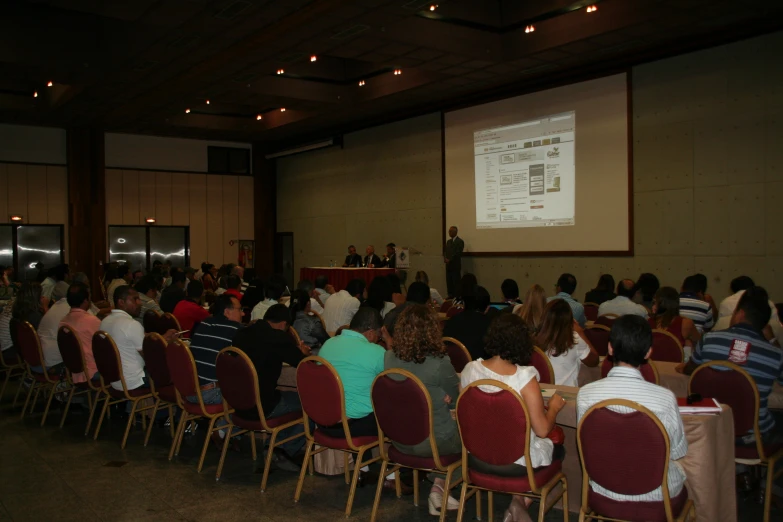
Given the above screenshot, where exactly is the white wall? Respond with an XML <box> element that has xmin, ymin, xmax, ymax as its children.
<box><xmin>0</xmin><ymin>124</ymin><xmax>66</xmax><ymax>165</ymax></box>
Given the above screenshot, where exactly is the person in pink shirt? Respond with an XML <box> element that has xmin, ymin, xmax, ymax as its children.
<box><xmin>59</xmin><ymin>282</ymin><xmax>102</xmax><ymax>383</ymax></box>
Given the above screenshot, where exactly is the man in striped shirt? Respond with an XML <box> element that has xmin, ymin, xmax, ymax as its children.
<box><xmin>577</xmin><ymin>315</ymin><xmax>687</xmax><ymax>503</ymax></box>
<box><xmin>678</xmin><ymin>275</ymin><xmax>715</xmax><ymax>333</ymax></box>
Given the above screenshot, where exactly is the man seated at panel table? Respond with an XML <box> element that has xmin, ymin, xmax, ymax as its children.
<box><xmin>250</xmin><ymin>274</ymin><xmax>286</xmax><ymax>321</ymax></box>
<box><xmin>578</xmin><ymin>315</ymin><xmax>688</xmax><ymax>505</ymax></box>
<box><xmin>342</xmin><ymin>245</ymin><xmax>362</xmax><ymax>268</ymax></box>
<box><xmin>597</xmin><ymin>279</ymin><xmax>649</xmax><ymax>319</ymax></box>
<box><xmin>322</xmin><ymin>278</ymin><xmax>365</xmax><ymax>332</ymax></box>
<box><xmin>381</xmin><ymin>243</ymin><xmax>396</xmax><ymax>269</ymax></box>
<box><xmin>363</xmin><ymin>245</ymin><xmax>382</xmax><ymax>268</ymax></box>
<box><xmin>547</xmin><ymin>273</ymin><xmax>586</xmax><ymax>327</ymax></box>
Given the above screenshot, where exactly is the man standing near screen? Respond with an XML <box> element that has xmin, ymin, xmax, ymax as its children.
<box><xmin>443</xmin><ymin>226</ymin><xmax>464</xmax><ymax>298</ymax></box>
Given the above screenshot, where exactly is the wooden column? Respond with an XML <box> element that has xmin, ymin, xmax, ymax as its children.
<box><xmin>66</xmin><ymin>128</ymin><xmax>106</xmax><ymax>294</ymax></box>
<box><xmin>252</xmin><ymin>143</ymin><xmax>276</xmax><ymax>278</ymax></box>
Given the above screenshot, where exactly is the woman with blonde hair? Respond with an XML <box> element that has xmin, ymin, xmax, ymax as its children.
<box><xmin>516</xmin><ymin>284</ymin><xmax>547</xmax><ymax>333</ymax></box>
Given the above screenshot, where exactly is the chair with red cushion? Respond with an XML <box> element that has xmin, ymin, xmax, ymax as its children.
<box><xmin>166</xmin><ymin>338</ymin><xmax>231</xmax><ymax>472</ymax></box>
<box><xmin>455</xmin><ymin>380</ymin><xmax>568</xmax><ymax>522</ymax></box>
<box><xmin>143</xmin><ymin>310</ymin><xmax>161</xmax><ymax>333</ymax></box>
<box><xmin>159</xmin><ymin>312</ymin><xmax>181</xmax><ymax>333</ymax></box>
<box><xmin>650</xmin><ymin>329</ymin><xmax>684</xmax><ymax>363</ymax></box>
<box><xmin>531</xmin><ymin>346</ymin><xmax>555</xmax><ymax>384</ymax></box>
<box><xmin>294</xmin><ymin>356</ymin><xmax>381</xmax><ymax>517</ymax></box>
<box><xmin>584</xmin><ymin>324</ymin><xmax>611</xmax><ymax>357</ymax></box>
<box><xmin>584</xmin><ymin>303</ymin><xmax>599</xmax><ymax>322</ymax></box>
<box><xmin>91</xmin><ymin>331</ymin><xmax>156</xmax><ymax>448</ymax></box>
<box><xmin>577</xmin><ymin>398</ymin><xmax>695</xmax><ymax>522</ymax></box>
<box><xmin>215</xmin><ymin>347</ymin><xmax>304</xmax><ymax>488</ymax></box>
<box><xmin>370</xmin><ymin>369</ymin><xmax>463</xmax><ymax>522</ymax></box>
<box><xmin>446</xmin><ymin>305</ymin><xmax>463</xmax><ymax>318</ymax></box>
<box><xmin>141</xmin><ymin>333</ymin><xmax>177</xmax><ymax>446</ymax></box>
<box><xmin>442</xmin><ymin>337</ymin><xmax>472</xmax><ymax>374</ymax></box>
<box><xmin>0</xmin><ymin>318</ymin><xmax>25</xmax><ymax>408</ymax></box>
<box><xmin>594</xmin><ymin>315</ymin><xmax>617</xmax><ymax>328</ymax></box>
<box><xmin>600</xmin><ymin>357</ymin><xmax>659</xmax><ymax>384</ymax></box>
<box><xmin>689</xmin><ymin>361</ymin><xmax>783</xmax><ymax>522</ymax></box>
<box><xmin>57</xmin><ymin>326</ymin><xmax>102</xmax><ymax>431</ymax></box>
<box><xmin>17</xmin><ymin>320</ymin><xmax>64</xmax><ymax>425</ymax></box>
<box><xmin>439</xmin><ymin>300</ymin><xmax>453</xmax><ymax>313</ymax></box>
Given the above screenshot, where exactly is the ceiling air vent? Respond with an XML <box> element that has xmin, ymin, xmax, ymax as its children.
<box><xmin>331</xmin><ymin>24</ymin><xmax>370</xmax><ymax>41</ymax></box>
<box><xmin>214</xmin><ymin>0</ymin><xmax>253</xmax><ymax>21</ymax></box>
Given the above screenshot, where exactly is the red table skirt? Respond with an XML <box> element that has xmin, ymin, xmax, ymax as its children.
<box><xmin>300</xmin><ymin>267</ymin><xmax>395</xmax><ymax>292</ymax></box>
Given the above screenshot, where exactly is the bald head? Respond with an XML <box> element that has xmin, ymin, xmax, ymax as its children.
<box><xmin>617</xmin><ymin>279</ymin><xmax>637</xmax><ymax>299</ymax></box>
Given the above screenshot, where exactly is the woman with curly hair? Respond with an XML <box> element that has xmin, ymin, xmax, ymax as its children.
<box><xmin>384</xmin><ymin>303</ymin><xmax>461</xmax><ymax>516</ymax></box>
<box><xmin>516</xmin><ymin>284</ymin><xmax>547</xmax><ymax>334</ymax></box>
<box><xmin>460</xmin><ymin>314</ymin><xmax>567</xmax><ymax>522</ymax></box>
<box><xmin>537</xmin><ymin>299</ymin><xmax>598</xmax><ymax>387</ymax></box>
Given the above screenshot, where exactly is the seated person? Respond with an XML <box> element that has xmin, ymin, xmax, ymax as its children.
<box><xmin>598</xmin><ymin>279</ymin><xmax>649</xmax><ymax>318</ymax></box>
<box><xmin>12</xmin><ymin>281</ymin><xmax>46</xmax><ymax>330</ymax></box>
<box><xmin>461</xmin><ymin>314</ymin><xmax>567</xmax><ymax>521</ymax></box>
<box><xmin>385</xmin><ymin>304</ymin><xmax>461</xmax><ymax>514</ymax></box>
<box><xmin>648</xmin><ymin>287</ymin><xmax>700</xmax><ymax>359</ymax></box>
<box><xmin>383</xmin><ymin>282</ymin><xmax>431</xmax><ymax>336</ymax></box>
<box><xmin>250</xmin><ymin>274</ymin><xmax>286</xmax><ymax>321</ymax></box>
<box><xmin>173</xmin><ymin>280</ymin><xmax>210</xmax><ymax>338</ymax></box>
<box><xmin>366</xmin><ymin>276</ymin><xmax>396</xmax><ymax>319</ymax></box>
<box><xmin>322</xmin><ymin>278</ymin><xmax>365</xmax><ymax>333</ymax></box>
<box><xmin>363</xmin><ymin>245</ymin><xmax>381</xmax><ymax>268</ymax></box>
<box><xmin>537</xmin><ymin>299</ymin><xmax>599</xmax><ymax>386</ymax></box>
<box><xmin>381</xmin><ymin>243</ymin><xmax>396</xmax><ymax>269</ymax></box>
<box><xmin>415</xmin><ymin>271</ymin><xmax>444</xmax><ymax>306</ymax></box>
<box><xmin>584</xmin><ymin>274</ymin><xmax>616</xmax><ymax>305</ymax></box>
<box><xmin>635</xmin><ymin>273</ymin><xmax>660</xmax><ymax>311</ymax></box>
<box><xmin>517</xmin><ymin>284</ymin><xmax>546</xmax><ymax>334</ymax></box>
<box><xmin>232</xmin><ymin>304</ymin><xmax>311</xmax><ymax>467</ymax></box>
<box><xmin>60</xmin><ymin>282</ymin><xmax>101</xmax><ymax>382</ymax></box>
<box><xmin>342</xmin><ymin>245</ymin><xmax>362</xmax><ymax>267</ymax></box>
<box><xmin>500</xmin><ymin>278</ymin><xmax>523</xmax><ymax>309</ymax></box>
<box><xmin>547</xmin><ymin>273</ymin><xmax>586</xmax><ymax>327</ymax></box>
<box><xmin>160</xmin><ymin>271</ymin><xmax>187</xmax><ymax>313</ymax></box>
<box><xmin>678</xmin><ymin>275</ymin><xmax>715</xmax><ymax>333</ymax></box>
<box><xmin>36</xmin><ymin>288</ymin><xmax>71</xmax><ymax>370</ymax></box>
<box><xmin>295</xmin><ymin>279</ymin><xmax>324</xmax><ymax>314</ymax></box>
<box><xmin>223</xmin><ymin>274</ymin><xmax>244</xmax><ymax>300</ymax></box>
<box><xmin>289</xmin><ymin>290</ymin><xmax>329</xmax><ymax>351</ymax></box>
<box><xmin>313</xmin><ymin>275</ymin><xmax>335</xmax><ymax>308</ymax></box>
<box><xmin>134</xmin><ymin>276</ymin><xmax>163</xmax><ymax>326</ymax></box>
<box><xmin>578</xmin><ymin>315</ymin><xmax>688</xmax><ymax>504</ymax></box>
<box><xmin>442</xmin><ymin>286</ymin><xmax>492</xmax><ymax>360</ymax></box>
<box><xmin>717</xmin><ymin>275</ymin><xmax>782</xmax><ymax>345</ymax></box>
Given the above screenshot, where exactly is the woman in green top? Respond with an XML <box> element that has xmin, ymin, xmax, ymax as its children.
<box><xmin>384</xmin><ymin>303</ymin><xmax>461</xmax><ymax>515</ymax></box>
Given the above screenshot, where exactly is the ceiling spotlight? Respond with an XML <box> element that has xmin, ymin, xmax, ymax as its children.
<box><xmin>359</xmin><ymin>80</ymin><xmax>365</xmax><ymax>86</ymax></box>
<box><xmin>47</xmin><ymin>81</ymin><xmax>53</xmax><ymax>87</ymax></box>
<box><xmin>310</xmin><ymin>55</ymin><xmax>317</xmax><ymax>62</ymax></box>
<box><xmin>276</xmin><ymin>69</ymin><xmax>284</xmax><ymax>75</ymax></box>
<box><xmin>205</xmin><ymin>99</ymin><xmax>210</xmax><ymax>104</ymax></box>
<box><xmin>145</xmin><ymin>217</ymin><xmax>157</xmax><ymax>224</ymax></box>
<box><xmin>525</xmin><ymin>25</ymin><xmax>535</xmax><ymax>33</ymax></box>
<box><xmin>586</xmin><ymin>5</ymin><xmax>597</xmax><ymax>12</ymax></box>
<box><xmin>9</xmin><ymin>215</ymin><xmax>23</xmax><ymax>222</ymax></box>
<box><xmin>280</xmin><ymin>108</ymin><xmax>286</xmax><ymax>112</ymax></box>
<box><xmin>33</xmin><ymin>91</ymin><xmax>38</xmax><ymax>98</ymax></box>
<box><xmin>430</xmin><ymin>4</ymin><xmax>437</xmax><ymax>11</ymax></box>
<box><xmin>185</xmin><ymin>108</ymin><xmax>191</xmax><ymax>114</ymax></box>
<box><xmin>256</xmin><ymin>114</ymin><xmax>263</xmax><ymax>120</ymax></box>
<box><xmin>393</xmin><ymin>69</ymin><xmax>402</xmax><ymax>75</ymax></box>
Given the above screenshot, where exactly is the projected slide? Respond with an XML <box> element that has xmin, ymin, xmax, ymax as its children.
<box><xmin>474</xmin><ymin>111</ymin><xmax>575</xmax><ymax>229</ymax></box>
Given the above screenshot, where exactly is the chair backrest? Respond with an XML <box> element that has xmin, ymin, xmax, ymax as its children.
<box><xmin>584</xmin><ymin>324</ymin><xmax>610</xmax><ymax>357</ymax></box>
<box><xmin>600</xmin><ymin>357</ymin><xmax>659</xmax><ymax>384</ymax></box>
<box><xmin>159</xmin><ymin>312</ymin><xmax>181</xmax><ymax>333</ymax></box>
<box><xmin>142</xmin><ymin>333</ymin><xmax>171</xmax><ymax>389</ymax></box>
<box><xmin>442</xmin><ymin>337</ymin><xmax>471</xmax><ymax>373</ymax></box>
<box><xmin>165</xmin><ymin>338</ymin><xmax>202</xmax><ymax>401</ymax></box>
<box><xmin>288</xmin><ymin>326</ymin><xmax>302</xmax><ymax>345</ymax></box>
<box><xmin>57</xmin><ymin>325</ymin><xmax>86</xmax><ymax>376</ymax></box>
<box><xmin>296</xmin><ymin>356</ymin><xmax>352</xmax><ymax>440</ymax></box>
<box><xmin>578</xmin><ymin>399</ymin><xmax>674</xmax><ymax>515</ymax></box>
<box><xmin>689</xmin><ymin>361</ymin><xmax>759</xmax><ymax>452</ymax></box>
<box><xmin>594</xmin><ymin>315</ymin><xmax>616</xmax><ymax>328</ymax></box>
<box><xmin>446</xmin><ymin>306</ymin><xmax>463</xmax><ymax>318</ymax></box>
<box><xmin>17</xmin><ymin>320</ymin><xmax>45</xmax><ymax>368</ymax></box>
<box><xmin>335</xmin><ymin>324</ymin><xmax>349</xmax><ymax>336</ymax></box>
<box><xmin>439</xmin><ymin>300</ymin><xmax>453</xmax><ymax>313</ymax></box>
<box><xmin>531</xmin><ymin>346</ymin><xmax>555</xmax><ymax>384</ymax></box>
<box><xmin>584</xmin><ymin>303</ymin><xmax>599</xmax><ymax>322</ymax></box>
<box><xmin>650</xmin><ymin>329</ymin><xmax>684</xmax><ymax>363</ymax></box>
<box><xmin>216</xmin><ymin>347</ymin><xmax>267</xmax><ymax>424</ymax></box>
<box><xmin>143</xmin><ymin>310</ymin><xmax>161</xmax><ymax>333</ymax></box>
<box><xmin>92</xmin><ymin>331</ymin><xmax>125</xmax><ymax>389</ymax></box>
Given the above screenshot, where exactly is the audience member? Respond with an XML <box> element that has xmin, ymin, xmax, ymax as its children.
<box><xmin>60</xmin><ymin>282</ymin><xmax>101</xmax><ymax>382</ymax></box>
<box><xmin>382</xmin><ymin>243</ymin><xmax>396</xmax><ymax>268</ymax></box>
<box><xmin>250</xmin><ymin>274</ymin><xmax>287</xmax><ymax>321</ymax></box>
<box><xmin>231</xmin><ymin>265</ymin><xmax>249</xmax><ymax>294</ymax></box>
<box><xmin>461</xmin><ymin>313</ymin><xmax>566</xmax><ymax>522</ymax></box>
<box><xmin>538</xmin><ymin>299</ymin><xmax>598</xmax><ymax>386</ymax></box>
<box><xmin>649</xmin><ymin>287</ymin><xmax>701</xmax><ymax>358</ymax></box>
<box><xmin>516</xmin><ymin>284</ymin><xmax>547</xmax><ymax>334</ymax></box>
<box><xmin>313</xmin><ymin>275</ymin><xmax>334</xmax><ymax>308</ymax></box>
<box><xmin>241</xmin><ymin>279</ymin><xmax>264</xmax><ymax>310</ymax></box>
<box><xmin>342</xmin><ymin>245</ymin><xmax>362</xmax><ymax>268</ymax></box>
<box><xmin>578</xmin><ymin>315</ymin><xmax>687</xmax><ymax>504</ymax></box>
<box><xmin>547</xmin><ymin>273</ymin><xmax>586</xmax><ymax>327</ymax></box>
<box><xmin>223</xmin><ymin>275</ymin><xmax>243</xmax><ymax>301</ymax></box>
<box><xmin>387</xmin><ymin>273</ymin><xmax>404</xmax><ymax>298</ymax></box>
<box><xmin>322</xmin><ymin>278</ymin><xmax>365</xmax><ymax>332</ymax></box>
<box><xmin>693</xmin><ymin>273</ymin><xmax>718</xmax><ymax>322</ymax></box>
<box><xmin>635</xmin><ymin>273</ymin><xmax>661</xmax><ymax>310</ymax></box>
<box><xmin>183</xmin><ymin>266</ymin><xmax>197</xmax><ymax>288</ymax></box>
<box><xmin>383</xmin><ymin>281</ymin><xmax>430</xmax><ymax>337</ymax></box>
<box><xmin>293</xmin><ymin>279</ymin><xmax>323</xmax><ymax>315</ymax></box>
<box><xmin>71</xmin><ymin>272</ymin><xmax>107</xmax><ymax>317</ymax></box>
<box><xmin>584</xmin><ymin>274</ymin><xmax>616</xmax><ymax>305</ymax></box>
<box><xmin>0</xmin><ymin>300</ymin><xmax>15</xmax><ymax>358</ymax></box>
<box><xmin>172</xmin><ymin>280</ymin><xmax>209</xmax><ymax>339</ymax></box>
<box><xmin>201</xmin><ymin>263</ymin><xmax>218</xmax><ymax>292</ymax></box>
<box><xmin>12</xmin><ymin>282</ymin><xmax>47</xmax><ymax>329</ymax></box>
<box><xmin>37</xmin><ymin>285</ymin><xmax>72</xmax><ymax>369</ymax></box>
<box><xmin>290</xmin><ymin>290</ymin><xmax>329</xmax><ymax>350</ymax></box>
<box><xmin>40</xmin><ymin>267</ymin><xmax>57</xmax><ymax>302</ymax></box>
<box><xmin>415</xmin><ymin>271</ymin><xmax>444</xmax><ymax>306</ymax></box>
<box><xmin>384</xmin><ymin>304</ymin><xmax>461</xmax><ymax>513</ymax></box>
<box><xmin>51</xmin><ymin>264</ymin><xmax>70</xmax><ymax>302</ymax></box>
<box><xmin>159</xmin><ymin>270</ymin><xmax>187</xmax><ymax>314</ymax></box>
<box><xmin>679</xmin><ymin>275</ymin><xmax>715</xmax><ymax>333</ymax></box>
<box><xmin>106</xmin><ymin>264</ymin><xmax>132</xmax><ymax>306</ymax></box>
<box><xmin>715</xmin><ymin>275</ymin><xmax>782</xmax><ymax>344</ymax></box>
<box><xmin>366</xmin><ymin>276</ymin><xmax>396</xmax><ymax>318</ymax></box>
<box><xmin>363</xmin><ymin>245</ymin><xmax>382</xmax><ymax>268</ymax></box>
<box><xmin>132</xmin><ymin>269</ymin><xmax>144</xmax><ymax>284</ymax></box>
<box><xmin>598</xmin><ymin>279</ymin><xmax>649</xmax><ymax>318</ymax></box>
<box><xmin>454</xmin><ymin>273</ymin><xmax>478</xmax><ymax>305</ymax></box>
<box><xmin>442</xmin><ymin>286</ymin><xmax>492</xmax><ymax>360</ymax></box>
<box><xmin>134</xmin><ymin>276</ymin><xmax>163</xmax><ymax>326</ymax></box>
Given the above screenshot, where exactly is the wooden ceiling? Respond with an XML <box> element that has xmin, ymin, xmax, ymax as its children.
<box><xmin>1</xmin><ymin>0</ymin><xmax>782</xmax><ymax>150</ymax></box>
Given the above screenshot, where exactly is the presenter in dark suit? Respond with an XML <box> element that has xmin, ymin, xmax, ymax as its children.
<box><xmin>363</xmin><ymin>245</ymin><xmax>382</xmax><ymax>268</ymax></box>
<box><xmin>342</xmin><ymin>245</ymin><xmax>362</xmax><ymax>267</ymax></box>
<box><xmin>443</xmin><ymin>226</ymin><xmax>464</xmax><ymax>298</ymax></box>
<box><xmin>382</xmin><ymin>243</ymin><xmax>396</xmax><ymax>269</ymax></box>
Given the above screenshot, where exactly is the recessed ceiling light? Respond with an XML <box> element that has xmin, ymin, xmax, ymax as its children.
<box><xmin>393</xmin><ymin>69</ymin><xmax>402</xmax><ymax>75</ymax></box>
<box><xmin>280</xmin><ymin>108</ymin><xmax>286</xmax><ymax>112</ymax></box>
<box><xmin>359</xmin><ymin>80</ymin><xmax>365</xmax><ymax>86</ymax></box>
<box><xmin>430</xmin><ymin>4</ymin><xmax>437</xmax><ymax>11</ymax></box>
<box><xmin>256</xmin><ymin>114</ymin><xmax>263</xmax><ymax>120</ymax></box>
<box><xmin>145</xmin><ymin>217</ymin><xmax>156</xmax><ymax>224</ymax></box>
<box><xmin>33</xmin><ymin>91</ymin><xmax>38</xmax><ymax>98</ymax></box>
<box><xmin>310</xmin><ymin>55</ymin><xmax>317</xmax><ymax>62</ymax></box>
<box><xmin>276</xmin><ymin>69</ymin><xmax>284</xmax><ymax>75</ymax></box>
<box><xmin>9</xmin><ymin>215</ymin><xmax>23</xmax><ymax>222</ymax></box>
<box><xmin>586</xmin><ymin>5</ymin><xmax>597</xmax><ymax>13</ymax></box>
<box><xmin>206</xmin><ymin>99</ymin><xmax>210</xmax><ymax>104</ymax></box>
<box><xmin>47</xmin><ymin>81</ymin><xmax>53</xmax><ymax>87</ymax></box>
<box><xmin>525</xmin><ymin>25</ymin><xmax>535</xmax><ymax>33</ymax></box>
<box><xmin>185</xmin><ymin>108</ymin><xmax>191</xmax><ymax>113</ymax></box>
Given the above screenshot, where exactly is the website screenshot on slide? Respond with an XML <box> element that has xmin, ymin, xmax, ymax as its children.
<box><xmin>474</xmin><ymin>111</ymin><xmax>575</xmax><ymax>229</ymax></box>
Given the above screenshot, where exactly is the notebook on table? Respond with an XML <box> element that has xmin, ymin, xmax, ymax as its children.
<box><xmin>677</xmin><ymin>397</ymin><xmax>722</xmax><ymax>415</ymax></box>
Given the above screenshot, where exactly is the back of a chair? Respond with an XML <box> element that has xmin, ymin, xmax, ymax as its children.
<box><xmin>296</xmin><ymin>356</ymin><xmax>345</xmax><ymax>432</ymax></box>
<box><xmin>584</xmin><ymin>303</ymin><xmax>599</xmax><ymax>322</ymax></box>
<box><xmin>584</xmin><ymin>325</ymin><xmax>610</xmax><ymax>357</ymax></box>
<box><xmin>578</xmin><ymin>399</ymin><xmax>671</xmax><ymax>505</ymax></box>
<box><xmin>594</xmin><ymin>315</ymin><xmax>616</xmax><ymax>328</ymax></box>
<box><xmin>600</xmin><ymin>357</ymin><xmax>659</xmax><ymax>384</ymax></box>
<box><xmin>143</xmin><ymin>310</ymin><xmax>160</xmax><ymax>333</ymax></box>
<box><xmin>289</xmin><ymin>326</ymin><xmax>302</xmax><ymax>345</ymax></box>
<box><xmin>650</xmin><ymin>329</ymin><xmax>684</xmax><ymax>363</ymax></box>
<box><xmin>92</xmin><ymin>331</ymin><xmax>124</xmax><ymax>386</ymax></box>
<box><xmin>216</xmin><ymin>347</ymin><xmax>265</xmax><ymax>421</ymax></box>
<box><xmin>439</xmin><ymin>300</ymin><xmax>453</xmax><ymax>313</ymax></box>
<box><xmin>372</xmin><ymin>370</ymin><xmax>430</xmax><ymax>448</ymax></box>
<box><xmin>446</xmin><ymin>306</ymin><xmax>463</xmax><ymax>318</ymax></box>
<box><xmin>335</xmin><ymin>324</ymin><xmax>349</xmax><ymax>336</ymax></box>
<box><xmin>689</xmin><ymin>361</ymin><xmax>758</xmax><ymax>444</ymax></box>
<box><xmin>443</xmin><ymin>337</ymin><xmax>471</xmax><ymax>373</ymax></box>
<box><xmin>142</xmin><ymin>333</ymin><xmax>171</xmax><ymax>389</ymax></box>
<box><xmin>17</xmin><ymin>320</ymin><xmax>45</xmax><ymax>368</ymax></box>
<box><xmin>165</xmin><ymin>339</ymin><xmax>201</xmax><ymax>400</ymax></box>
<box><xmin>531</xmin><ymin>346</ymin><xmax>555</xmax><ymax>384</ymax></box>
<box><xmin>159</xmin><ymin>312</ymin><xmax>181</xmax><ymax>333</ymax></box>
<box><xmin>57</xmin><ymin>326</ymin><xmax>86</xmax><ymax>376</ymax></box>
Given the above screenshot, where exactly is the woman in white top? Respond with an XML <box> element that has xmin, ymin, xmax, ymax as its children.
<box><xmin>537</xmin><ymin>299</ymin><xmax>599</xmax><ymax>387</ymax></box>
<box><xmin>415</xmin><ymin>271</ymin><xmax>445</xmax><ymax>306</ymax></box>
<box><xmin>460</xmin><ymin>314</ymin><xmax>566</xmax><ymax>522</ymax></box>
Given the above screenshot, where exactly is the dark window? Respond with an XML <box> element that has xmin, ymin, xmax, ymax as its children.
<box><xmin>108</xmin><ymin>226</ymin><xmax>189</xmax><ymax>271</ymax></box>
<box><xmin>0</xmin><ymin>224</ymin><xmax>65</xmax><ymax>280</ymax></box>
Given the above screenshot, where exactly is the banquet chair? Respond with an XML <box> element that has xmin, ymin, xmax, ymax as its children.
<box><xmin>159</xmin><ymin>312</ymin><xmax>181</xmax><ymax>333</ymax></box>
<box><xmin>294</xmin><ymin>356</ymin><xmax>381</xmax><ymax>516</ymax></box>
<box><xmin>0</xmin><ymin>336</ymin><xmax>25</xmax><ymax>408</ymax></box>
<box><xmin>584</xmin><ymin>324</ymin><xmax>610</xmax><ymax>357</ymax></box>
<box><xmin>56</xmin><ymin>326</ymin><xmax>102</xmax><ymax>431</ymax></box>
<box><xmin>215</xmin><ymin>347</ymin><xmax>304</xmax><ymax>488</ymax></box>
<box><xmin>600</xmin><ymin>357</ymin><xmax>659</xmax><ymax>384</ymax></box>
<box><xmin>92</xmin><ymin>331</ymin><xmax>156</xmax><ymax>448</ymax></box>
<box><xmin>335</xmin><ymin>324</ymin><xmax>350</xmax><ymax>336</ymax></box>
<box><xmin>141</xmin><ymin>333</ymin><xmax>177</xmax><ymax>446</ymax></box>
<box><xmin>532</xmin><ymin>347</ymin><xmax>555</xmax><ymax>385</ymax></box>
<box><xmin>455</xmin><ymin>380</ymin><xmax>568</xmax><ymax>522</ymax></box>
<box><xmin>439</xmin><ymin>300</ymin><xmax>454</xmax><ymax>313</ymax></box>
<box><xmin>689</xmin><ymin>361</ymin><xmax>782</xmax><ymax>522</ymax></box>
<box><xmin>370</xmin><ymin>369</ymin><xmax>463</xmax><ymax>522</ymax></box>
<box><xmin>594</xmin><ymin>315</ymin><xmax>617</xmax><ymax>328</ymax></box>
<box><xmin>288</xmin><ymin>326</ymin><xmax>302</xmax><ymax>345</ymax></box>
<box><xmin>17</xmin><ymin>320</ymin><xmax>63</xmax><ymax>425</ymax></box>
<box><xmin>442</xmin><ymin>337</ymin><xmax>471</xmax><ymax>374</ymax></box>
<box><xmin>577</xmin><ymin>398</ymin><xmax>695</xmax><ymax>522</ymax></box>
<box><xmin>650</xmin><ymin>330</ymin><xmax>684</xmax><ymax>363</ymax></box>
<box><xmin>143</xmin><ymin>309</ymin><xmax>161</xmax><ymax>333</ymax></box>
<box><xmin>166</xmin><ymin>338</ymin><xmax>231</xmax><ymax>472</ymax></box>
<box><xmin>446</xmin><ymin>306</ymin><xmax>463</xmax><ymax>318</ymax></box>
<box><xmin>583</xmin><ymin>303</ymin><xmax>599</xmax><ymax>322</ymax></box>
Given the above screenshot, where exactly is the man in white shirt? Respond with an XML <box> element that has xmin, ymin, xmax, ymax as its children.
<box><xmin>37</xmin><ymin>294</ymin><xmax>72</xmax><ymax>368</ymax></box>
<box><xmin>250</xmin><ymin>274</ymin><xmax>287</xmax><ymax>321</ymax></box>
<box><xmin>40</xmin><ymin>268</ymin><xmax>57</xmax><ymax>303</ymax></box>
<box><xmin>577</xmin><ymin>315</ymin><xmax>687</xmax><ymax>503</ymax></box>
<box><xmin>314</xmin><ymin>275</ymin><xmax>335</xmax><ymax>307</ymax></box>
<box><xmin>284</xmin><ymin>279</ymin><xmax>324</xmax><ymax>314</ymax></box>
<box><xmin>106</xmin><ymin>264</ymin><xmax>133</xmax><ymax>307</ymax></box>
<box><xmin>597</xmin><ymin>279</ymin><xmax>649</xmax><ymax>318</ymax></box>
<box><xmin>322</xmin><ymin>279</ymin><xmax>365</xmax><ymax>332</ymax></box>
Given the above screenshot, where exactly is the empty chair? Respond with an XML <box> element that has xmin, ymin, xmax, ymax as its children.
<box><xmin>650</xmin><ymin>329</ymin><xmax>684</xmax><ymax>363</ymax></box>
<box><xmin>141</xmin><ymin>333</ymin><xmax>178</xmax><ymax>446</ymax></box>
<box><xmin>159</xmin><ymin>312</ymin><xmax>181</xmax><ymax>333</ymax></box>
<box><xmin>442</xmin><ymin>337</ymin><xmax>471</xmax><ymax>374</ymax></box>
<box><xmin>56</xmin><ymin>326</ymin><xmax>102</xmax><ymax>431</ymax></box>
<box><xmin>17</xmin><ymin>320</ymin><xmax>64</xmax><ymax>425</ymax></box>
<box><xmin>584</xmin><ymin>324</ymin><xmax>611</xmax><ymax>357</ymax></box>
<box><xmin>584</xmin><ymin>303</ymin><xmax>599</xmax><ymax>322</ymax></box>
<box><xmin>531</xmin><ymin>346</ymin><xmax>555</xmax><ymax>385</ymax></box>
